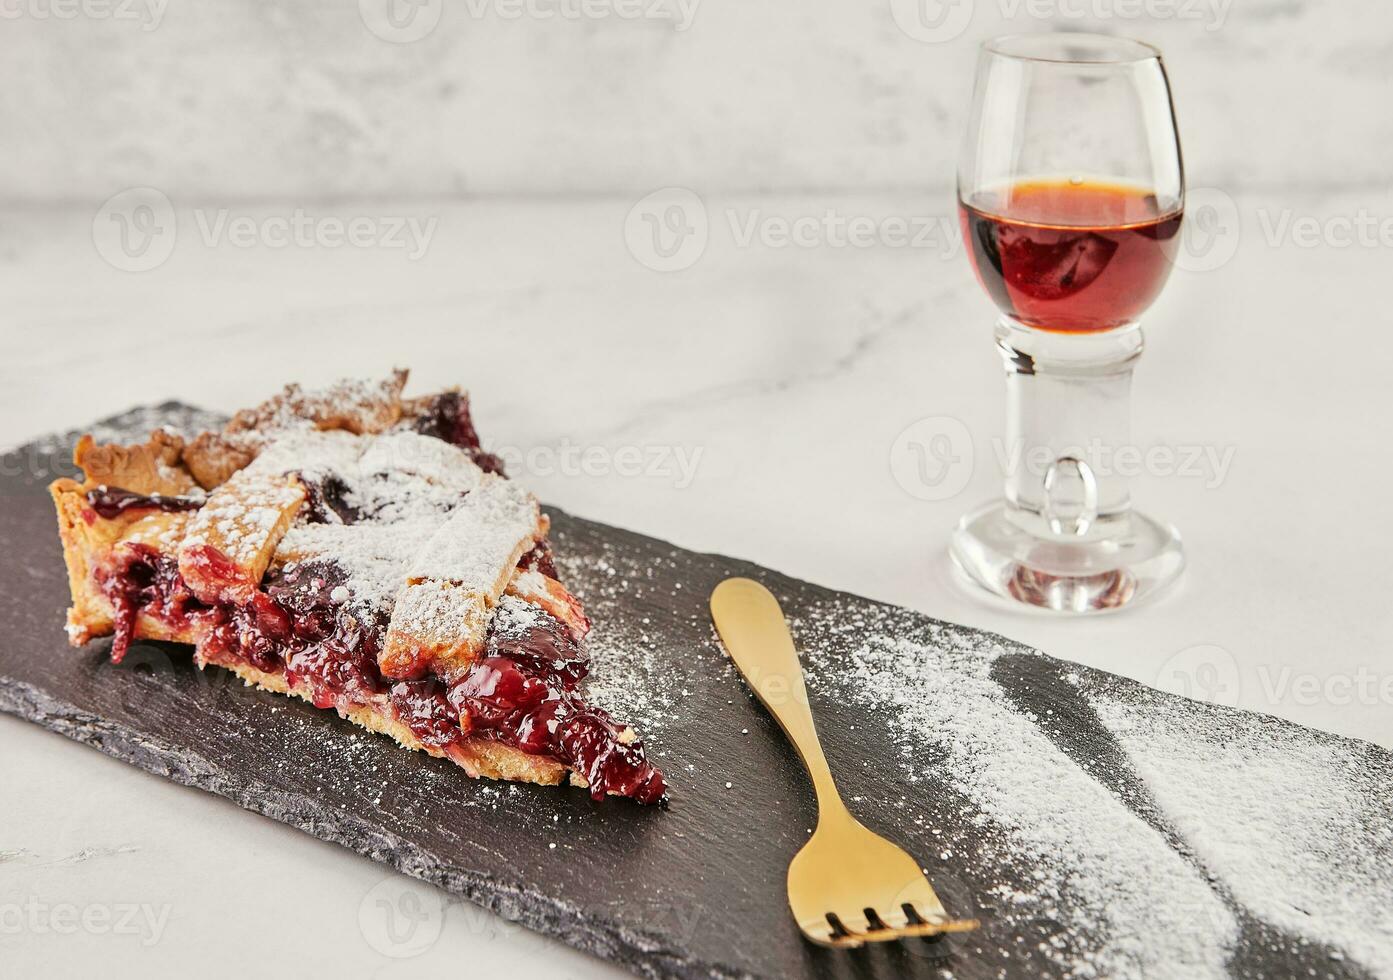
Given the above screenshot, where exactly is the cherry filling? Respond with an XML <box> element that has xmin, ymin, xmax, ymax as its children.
<box><xmin>298</xmin><ymin>473</ymin><xmax>361</xmax><ymax>525</ymax></box>
<box><xmin>413</xmin><ymin>391</ymin><xmax>506</xmax><ymax>475</ymax></box>
<box><xmin>388</xmin><ymin>677</ymin><xmax>460</xmax><ymax>749</ymax></box>
<box><xmin>95</xmin><ymin>552</ymin><xmax>666</xmax><ymax>803</ymax></box>
<box><xmin>261</xmin><ymin>562</ymin><xmax>388</xmax><ymax>705</ymax></box>
<box><xmin>448</xmin><ymin>616</ymin><xmax>667</xmax><ymax>804</ymax></box>
<box><xmin>517</xmin><ymin>541</ymin><xmax>559</xmax><ymax>580</ymax></box>
<box><xmin>86</xmin><ymin>486</ymin><xmax>205</xmax><ymax>520</ymax></box>
<box><xmin>97</xmin><ymin>544</ymin><xmax>210</xmax><ymax>663</ymax></box>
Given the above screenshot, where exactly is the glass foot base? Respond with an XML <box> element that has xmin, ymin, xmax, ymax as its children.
<box><xmin>950</xmin><ymin>501</ymin><xmax>1184</xmax><ymax>614</ymax></box>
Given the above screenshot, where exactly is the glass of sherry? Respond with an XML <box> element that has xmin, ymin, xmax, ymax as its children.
<box><xmin>953</xmin><ymin>33</ymin><xmax>1186</xmax><ymax>613</ymax></box>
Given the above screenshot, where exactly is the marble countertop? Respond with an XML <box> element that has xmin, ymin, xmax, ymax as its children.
<box><xmin>3</xmin><ymin>190</ymin><xmax>1390</xmax><ymax>977</ymax></box>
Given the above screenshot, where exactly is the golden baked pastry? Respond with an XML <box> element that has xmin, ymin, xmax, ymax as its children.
<box><xmin>49</xmin><ymin>372</ymin><xmax>666</xmax><ymax>803</ymax></box>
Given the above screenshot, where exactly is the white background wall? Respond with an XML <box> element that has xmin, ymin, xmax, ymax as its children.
<box><xmin>3</xmin><ymin>0</ymin><xmax>1390</xmax><ymax>203</ymax></box>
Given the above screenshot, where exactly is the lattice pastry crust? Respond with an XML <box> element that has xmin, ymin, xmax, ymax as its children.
<box><xmin>48</xmin><ymin>372</ymin><xmax>666</xmax><ymax>803</ymax></box>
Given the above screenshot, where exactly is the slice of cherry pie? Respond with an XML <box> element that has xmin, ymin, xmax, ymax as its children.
<box><xmin>49</xmin><ymin>371</ymin><xmax>666</xmax><ymax>804</ymax></box>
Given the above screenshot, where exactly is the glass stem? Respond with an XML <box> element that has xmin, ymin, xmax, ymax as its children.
<box><xmin>995</xmin><ymin>316</ymin><xmax>1143</xmax><ymax>542</ymax></box>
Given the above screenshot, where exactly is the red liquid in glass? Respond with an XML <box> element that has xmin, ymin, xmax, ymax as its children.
<box><xmin>959</xmin><ymin>179</ymin><xmax>1183</xmax><ymax>333</ymax></box>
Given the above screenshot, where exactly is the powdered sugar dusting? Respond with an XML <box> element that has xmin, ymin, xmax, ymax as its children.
<box><xmin>182</xmin><ymin>471</ymin><xmax>304</xmax><ymax>569</ymax></box>
<box><xmin>780</xmin><ymin>594</ymin><xmax>1393</xmax><ymax>978</ymax></box>
<box><xmin>244</xmin><ymin>429</ymin><xmax>364</xmax><ymax>482</ymax></box>
<box><xmin>407</xmin><ymin>476</ymin><xmax>538</xmax><ymax>590</ymax></box>
<box><xmin>491</xmin><ymin>594</ymin><xmax>546</xmax><ymax>639</ymax></box>
<box><xmin>553</xmin><ymin>544</ymin><xmax>692</xmax><ymax>748</ymax></box>
<box><xmin>226</xmin><ymin>373</ymin><xmax>406</xmax><ymax>441</ymax></box>
<box><xmin>793</xmin><ymin>599</ymin><xmax>1235</xmax><ymax>978</ymax></box>
<box><xmin>359</xmin><ymin>431</ymin><xmax>485</xmax><ymax>491</ymax></box>
<box><xmin>390</xmin><ymin>581</ymin><xmax>488</xmax><ymax>641</ymax></box>
<box><xmin>1093</xmin><ymin>691</ymin><xmax>1393</xmax><ymax>976</ymax></box>
<box><xmin>243</xmin><ymin>428</ymin><xmax>503</xmax><ymax>616</ymax></box>
<box><xmin>277</xmin><ymin>521</ymin><xmax>435</xmax><ymax>610</ymax></box>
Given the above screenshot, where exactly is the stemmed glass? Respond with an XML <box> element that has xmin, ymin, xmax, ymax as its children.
<box><xmin>952</xmin><ymin>33</ymin><xmax>1186</xmax><ymax>613</ymax></box>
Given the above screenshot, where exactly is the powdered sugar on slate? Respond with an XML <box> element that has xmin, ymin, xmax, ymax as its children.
<box><xmin>553</xmin><ymin>545</ymin><xmax>686</xmax><ymax>739</ymax></box>
<box><xmin>1091</xmin><ymin>687</ymin><xmax>1393</xmax><ymax>976</ymax></box>
<box><xmin>792</xmin><ymin>601</ymin><xmax>1231</xmax><ymax>978</ymax></box>
<box><xmin>787</xmin><ymin>594</ymin><xmax>1391</xmax><ymax>978</ymax></box>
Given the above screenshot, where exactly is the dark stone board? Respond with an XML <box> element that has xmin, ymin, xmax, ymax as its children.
<box><xmin>1</xmin><ymin>406</ymin><xmax>1388</xmax><ymax>980</ymax></box>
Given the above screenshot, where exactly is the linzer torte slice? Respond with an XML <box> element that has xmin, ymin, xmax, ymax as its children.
<box><xmin>48</xmin><ymin>372</ymin><xmax>667</xmax><ymax>803</ymax></box>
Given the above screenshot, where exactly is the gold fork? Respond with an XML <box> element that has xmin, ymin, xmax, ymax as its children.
<box><xmin>710</xmin><ymin>577</ymin><xmax>979</xmax><ymax>948</ymax></box>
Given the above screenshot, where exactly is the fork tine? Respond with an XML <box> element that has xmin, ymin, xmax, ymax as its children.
<box><xmin>821</xmin><ymin>912</ymin><xmax>854</xmax><ymax>946</ymax></box>
<box><xmin>844</xmin><ymin>910</ymin><xmax>873</xmax><ymax>934</ymax></box>
<box><xmin>810</xmin><ymin>904</ymin><xmax>980</xmax><ymax>948</ymax></box>
<box><xmin>823</xmin><ymin>913</ymin><xmax>981</xmax><ymax>948</ymax></box>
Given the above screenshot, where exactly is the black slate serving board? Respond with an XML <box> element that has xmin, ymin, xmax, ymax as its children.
<box><xmin>2</xmin><ymin>406</ymin><xmax>1389</xmax><ymax>980</ymax></box>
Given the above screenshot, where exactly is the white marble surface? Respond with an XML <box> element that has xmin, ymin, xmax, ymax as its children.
<box><xmin>3</xmin><ymin>189</ymin><xmax>1392</xmax><ymax>976</ymax></box>
<box><xmin>4</xmin><ymin>0</ymin><xmax>1393</xmax><ymax>200</ymax></box>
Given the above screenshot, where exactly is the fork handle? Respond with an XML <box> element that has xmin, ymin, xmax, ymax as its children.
<box><xmin>710</xmin><ymin>578</ymin><xmax>850</xmax><ymax>823</ymax></box>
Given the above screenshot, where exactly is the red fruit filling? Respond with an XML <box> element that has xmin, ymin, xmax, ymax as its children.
<box><xmin>86</xmin><ymin>486</ymin><xmax>205</xmax><ymax>520</ymax></box>
<box><xmin>94</xmin><ymin>551</ymin><xmax>665</xmax><ymax>803</ymax></box>
<box><xmin>96</xmin><ymin>544</ymin><xmax>210</xmax><ymax>663</ymax></box>
<box><xmin>412</xmin><ymin>391</ymin><xmax>506</xmax><ymax>475</ymax></box>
